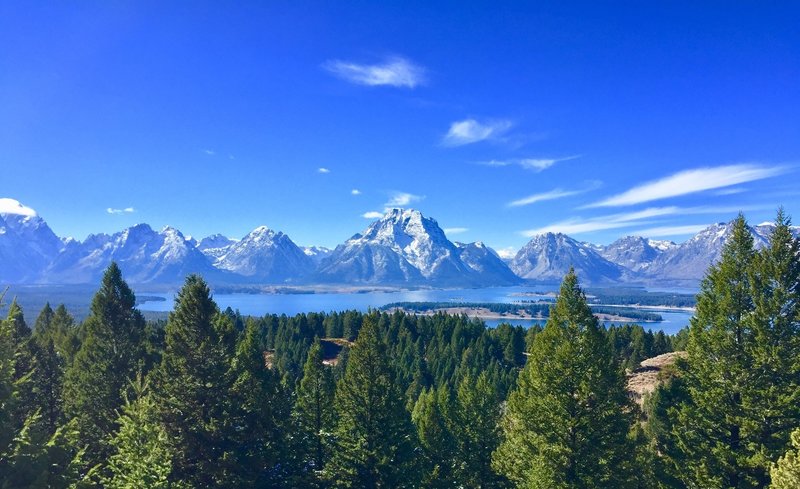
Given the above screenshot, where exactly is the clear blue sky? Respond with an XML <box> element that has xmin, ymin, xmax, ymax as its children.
<box><xmin>1</xmin><ymin>1</ymin><xmax>798</xmax><ymax>253</ymax></box>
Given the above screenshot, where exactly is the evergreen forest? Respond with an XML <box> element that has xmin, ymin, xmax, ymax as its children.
<box><xmin>1</xmin><ymin>212</ymin><xmax>800</xmax><ymax>488</ymax></box>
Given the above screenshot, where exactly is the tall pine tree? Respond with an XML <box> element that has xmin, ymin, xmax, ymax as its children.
<box><xmin>326</xmin><ymin>316</ymin><xmax>420</xmax><ymax>488</ymax></box>
<box><xmin>493</xmin><ymin>269</ymin><xmax>635</xmax><ymax>488</ymax></box>
<box><xmin>63</xmin><ymin>263</ymin><xmax>146</xmax><ymax>464</ymax></box>
<box><xmin>292</xmin><ymin>338</ymin><xmax>335</xmax><ymax>481</ymax></box>
<box><xmin>152</xmin><ymin>274</ymin><xmax>238</xmax><ymax>488</ymax></box>
<box><xmin>675</xmin><ymin>212</ymin><xmax>800</xmax><ymax>487</ymax></box>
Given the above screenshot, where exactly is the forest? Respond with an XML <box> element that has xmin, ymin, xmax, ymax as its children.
<box><xmin>1</xmin><ymin>213</ymin><xmax>799</xmax><ymax>488</ymax></box>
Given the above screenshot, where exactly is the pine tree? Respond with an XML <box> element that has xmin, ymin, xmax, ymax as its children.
<box><xmin>292</xmin><ymin>338</ymin><xmax>335</xmax><ymax>480</ymax></box>
<box><xmin>326</xmin><ymin>316</ymin><xmax>420</xmax><ymax>488</ymax></box>
<box><xmin>672</xmin><ymin>213</ymin><xmax>789</xmax><ymax>487</ymax></box>
<box><xmin>771</xmin><ymin>428</ymin><xmax>800</xmax><ymax>489</ymax></box>
<box><xmin>63</xmin><ymin>262</ymin><xmax>146</xmax><ymax>464</ymax></box>
<box><xmin>452</xmin><ymin>371</ymin><xmax>504</xmax><ymax>487</ymax></box>
<box><xmin>103</xmin><ymin>374</ymin><xmax>184</xmax><ymax>489</ymax></box>
<box><xmin>493</xmin><ymin>269</ymin><xmax>635</xmax><ymax>488</ymax></box>
<box><xmin>412</xmin><ymin>386</ymin><xmax>456</xmax><ymax>488</ymax></box>
<box><xmin>153</xmin><ymin>274</ymin><xmax>238</xmax><ymax>488</ymax></box>
<box><xmin>229</xmin><ymin>317</ymin><xmax>291</xmax><ymax>486</ymax></box>
<box><xmin>746</xmin><ymin>209</ymin><xmax>800</xmax><ymax>478</ymax></box>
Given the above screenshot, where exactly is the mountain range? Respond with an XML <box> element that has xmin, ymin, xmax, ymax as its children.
<box><xmin>0</xmin><ymin>198</ymin><xmax>794</xmax><ymax>287</ymax></box>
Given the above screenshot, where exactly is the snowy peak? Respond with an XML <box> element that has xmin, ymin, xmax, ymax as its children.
<box><xmin>317</xmin><ymin>208</ymin><xmax>514</xmax><ymax>286</ymax></box>
<box><xmin>511</xmin><ymin>232</ymin><xmax>627</xmax><ymax>284</ymax></box>
<box><xmin>214</xmin><ymin>225</ymin><xmax>313</xmax><ymax>282</ymax></box>
<box><xmin>599</xmin><ymin>236</ymin><xmax>672</xmax><ymax>272</ymax></box>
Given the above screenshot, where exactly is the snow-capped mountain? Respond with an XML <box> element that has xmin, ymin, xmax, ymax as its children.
<box><xmin>316</xmin><ymin>209</ymin><xmax>511</xmax><ymax>286</ymax></box>
<box><xmin>599</xmin><ymin>236</ymin><xmax>677</xmax><ymax>273</ymax></box>
<box><xmin>214</xmin><ymin>226</ymin><xmax>314</xmax><ymax>282</ymax></box>
<box><xmin>644</xmin><ymin>221</ymin><xmax>779</xmax><ymax>282</ymax></box>
<box><xmin>0</xmin><ymin>199</ymin><xmax>65</xmax><ymax>283</ymax></box>
<box><xmin>510</xmin><ymin>232</ymin><xmax>628</xmax><ymax>284</ymax></box>
<box><xmin>46</xmin><ymin>224</ymin><xmax>220</xmax><ymax>284</ymax></box>
<box><xmin>302</xmin><ymin>246</ymin><xmax>334</xmax><ymax>263</ymax></box>
<box><xmin>197</xmin><ymin>234</ymin><xmax>237</xmax><ymax>260</ymax></box>
<box><xmin>454</xmin><ymin>241</ymin><xmax>521</xmax><ymax>285</ymax></box>
<box><xmin>4</xmin><ymin>197</ymin><xmax>800</xmax><ymax>288</ymax></box>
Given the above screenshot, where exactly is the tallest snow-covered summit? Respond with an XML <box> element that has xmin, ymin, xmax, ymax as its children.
<box><xmin>316</xmin><ymin>208</ymin><xmax>519</xmax><ymax>286</ymax></box>
<box><xmin>0</xmin><ymin>198</ymin><xmax>64</xmax><ymax>282</ymax></box>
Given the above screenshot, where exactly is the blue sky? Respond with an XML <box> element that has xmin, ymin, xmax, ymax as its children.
<box><xmin>1</xmin><ymin>2</ymin><xmax>798</xmax><ymax>254</ymax></box>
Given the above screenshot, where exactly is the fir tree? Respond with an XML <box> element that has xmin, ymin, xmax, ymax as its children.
<box><xmin>673</xmin><ymin>214</ymin><xmax>785</xmax><ymax>487</ymax></box>
<box><xmin>292</xmin><ymin>338</ymin><xmax>335</xmax><ymax>480</ymax></box>
<box><xmin>493</xmin><ymin>269</ymin><xmax>635</xmax><ymax>488</ymax></box>
<box><xmin>771</xmin><ymin>428</ymin><xmax>800</xmax><ymax>489</ymax></box>
<box><xmin>452</xmin><ymin>371</ymin><xmax>504</xmax><ymax>488</ymax></box>
<box><xmin>229</xmin><ymin>317</ymin><xmax>291</xmax><ymax>486</ymax></box>
<box><xmin>326</xmin><ymin>316</ymin><xmax>420</xmax><ymax>488</ymax></box>
<box><xmin>152</xmin><ymin>274</ymin><xmax>238</xmax><ymax>488</ymax></box>
<box><xmin>103</xmin><ymin>374</ymin><xmax>184</xmax><ymax>489</ymax></box>
<box><xmin>63</xmin><ymin>262</ymin><xmax>146</xmax><ymax>464</ymax></box>
<box><xmin>412</xmin><ymin>386</ymin><xmax>456</xmax><ymax>488</ymax></box>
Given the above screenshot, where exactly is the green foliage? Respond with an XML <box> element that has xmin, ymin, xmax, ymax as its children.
<box><xmin>771</xmin><ymin>428</ymin><xmax>800</xmax><ymax>489</ymax></box>
<box><xmin>152</xmin><ymin>274</ymin><xmax>238</xmax><ymax>487</ymax></box>
<box><xmin>493</xmin><ymin>269</ymin><xmax>636</xmax><ymax>488</ymax></box>
<box><xmin>292</xmin><ymin>338</ymin><xmax>335</xmax><ymax>482</ymax></box>
<box><xmin>103</xmin><ymin>374</ymin><xmax>184</xmax><ymax>489</ymax></box>
<box><xmin>63</xmin><ymin>263</ymin><xmax>147</xmax><ymax>464</ymax></box>
<box><xmin>673</xmin><ymin>212</ymin><xmax>800</xmax><ymax>487</ymax></box>
<box><xmin>452</xmin><ymin>371</ymin><xmax>505</xmax><ymax>487</ymax></box>
<box><xmin>326</xmin><ymin>316</ymin><xmax>421</xmax><ymax>488</ymax></box>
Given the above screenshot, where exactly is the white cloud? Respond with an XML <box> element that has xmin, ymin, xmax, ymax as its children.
<box><xmin>203</xmin><ymin>149</ymin><xmax>215</xmax><ymax>156</ymax></box>
<box><xmin>508</xmin><ymin>182</ymin><xmax>601</xmax><ymax>207</ymax></box>
<box><xmin>351</xmin><ymin>189</ymin><xmax>362</xmax><ymax>195</ymax></box>
<box><xmin>0</xmin><ymin>198</ymin><xmax>37</xmax><ymax>217</ymax></box>
<box><xmin>442</xmin><ymin>119</ymin><xmax>512</xmax><ymax>146</ymax></box>
<box><xmin>483</xmin><ymin>155</ymin><xmax>579</xmax><ymax>172</ymax></box>
<box><xmin>362</xmin><ymin>211</ymin><xmax>384</xmax><ymax>219</ymax></box>
<box><xmin>519</xmin><ymin>204</ymin><xmax>772</xmax><ymax>237</ymax></box>
<box><xmin>107</xmin><ymin>207</ymin><xmax>135</xmax><ymax>215</ymax></box>
<box><xmin>586</xmin><ymin>164</ymin><xmax>786</xmax><ymax>208</ymax></box>
<box><xmin>323</xmin><ymin>56</ymin><xmax>426</xmax><ymax>88</ymax></box>
<box><xmin>444</xmin><ymin>227</ymin><xmax>469</xmax><ymax>235</ymax></box>
<box><xmin>385</xmin><ymin>192</ymin><xmax>423</xmax><ymax>208</ymax></box>
<box><xmin>629</xmin><ymin>224</ymin><xmax>710</xmax><ymax>237</ymax></box>
<box><xmin>715</xmin><ymin>187</ymin><xmax>746</xmax><ymax>196</ymax></box>
<box><xmin>318</xmin><ymin>167</ymin><xmax>331</xmax><ymax>174</ymax></box>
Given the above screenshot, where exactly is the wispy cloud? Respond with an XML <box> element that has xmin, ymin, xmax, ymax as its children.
<box><xmin>520</xmin><ymin>203</ymin><xmax>773</xmax><ymax>237</ymax></box>
<box><xmin>203</xmin><ymin>149</ymin><xmax>215</xmax><ymax>156</ymax></box>
<box><xmin>521</xmin><ymin>207</ymin><xmax>678</xmax><ymax>237</ymax></box>
<box><xmin>323</xmin><ymin>56</ymin><xmax>426</xmax><ymax>88</ymax></box>
<box><xmin>586</xmin><ymin>164</ymin><xmax>786</xmax><ymax>208</ymax></box>
<box><xmin>715</xmin><ymin>187</ymin><xmax>746</xmax><ymax>196</ymax></box>
<box><xmin>442</xmin><ymin>119</ymin><xmax>513</xmax><ymax>147</ymax></box>
<box><xmin>318</xmin><ymin>167</ymin><xmax>331</xmax><ymax>174</ymax></box>
<box><xmin>362</xmin><ymin>211</ymin><xmax>384</xmax><ymax>219</ymax></box>
<box><xmin>351</xmin><ymin>189</ymin><xmax>362</xmax><ymax>195</ymax></box>
<box><xmin>482</xmin><ymin>155</ymin><xmax>580</xmax><ymax>172</ymax></box>
<box><xmin>629</xmin><ymin>224</ymin><xmax>710</xmax><ymax>237</ymax></box>
<box><xmin>107</xmin><ymin>207</ymin><xmax>135</xmax><ymax>215</ymax></box>
<box><xmin>508</xmin><ymin>181</ymin><xmax>600</xmax><ymax>207</ymax></box>
<box><xmin>385</xmin><ymin>192</ymin><xmax>424</xmax><ymax>208</ymax></box>
<box><xmin>444</xmin><ymin>227</ymin><xmax>469</xmax><ymax>235</ymax></box>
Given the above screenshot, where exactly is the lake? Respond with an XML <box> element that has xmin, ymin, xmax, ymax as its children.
<box><xmin>138</xmin><ymin>286</ymin><xmax>695</xmax><ymax>335</ymax></box>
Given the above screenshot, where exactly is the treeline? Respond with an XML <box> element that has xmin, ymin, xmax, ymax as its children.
<box><xmin>0</xmin><ymin>212</ymin><xmax>799</xmax><ymax>487</ymax></box>
<box><xmin>384</xmin><ymin>301</ymin><xmax>664</xmax><ymax>322</ymax></box>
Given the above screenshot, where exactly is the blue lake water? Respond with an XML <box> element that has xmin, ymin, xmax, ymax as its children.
<box><xmin>139</xmin><ymin>286</ymin><xmax>694</xmax><ymax>335</ymax></box>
